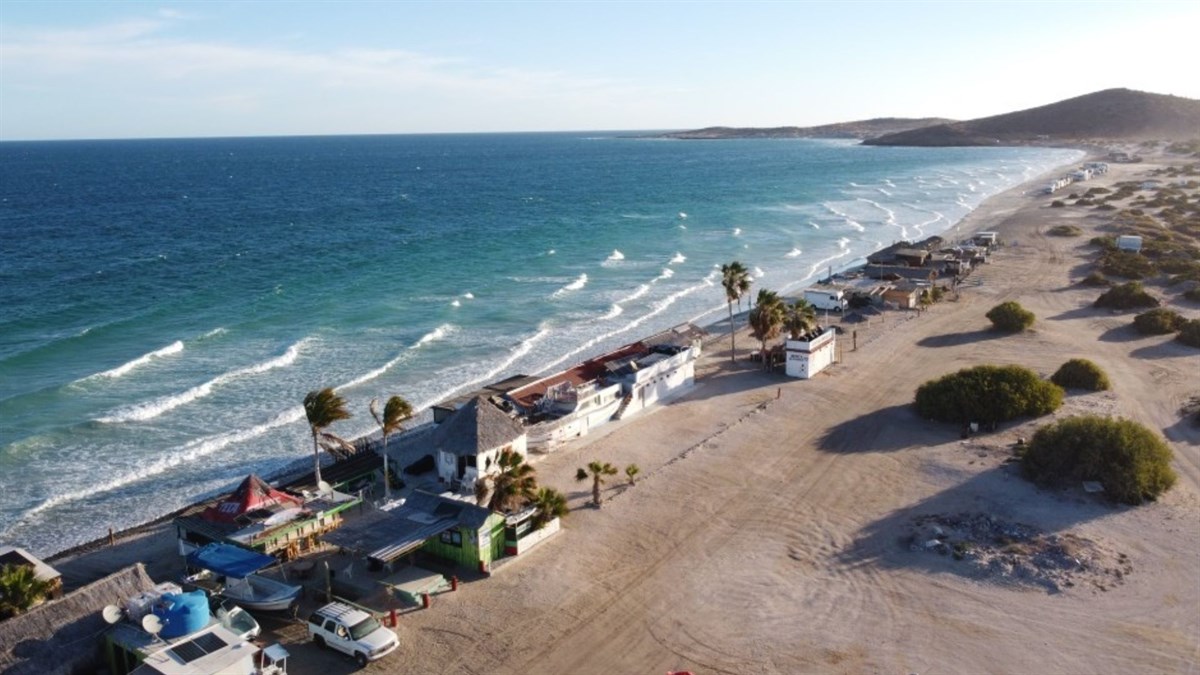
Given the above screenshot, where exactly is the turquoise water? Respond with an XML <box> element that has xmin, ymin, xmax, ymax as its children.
<box><xmin>0</xmin><ymin>133</ymin><xmax>1083</xmax><ymax>555</ymax></box>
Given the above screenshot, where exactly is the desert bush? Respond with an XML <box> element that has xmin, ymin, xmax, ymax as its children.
<box><xmin>986</xmin><ymin>301</ymin><xmax>1035</xmax><ymax>332</ymax></box>
<box><xmin>1094</xmin><ymin>282</ymin><xmax>1159</xmax><ymax>310</ymax></box>
<box><xmin>1021</xmin><ymin>415</ymin><xmax>1177</xmax><ymax>505</ymax></box>
<box><xmin>1096</xmin><ymin>203</ymin><xmax>1117</xmax><ymax>211</ymax></box>
<box><xmin>1090</xmin><ymin>235</ymin><xmax>1116</xmax><ymax>251</ymax></box>
<box><xmin>1047</xmin><ymin>225</ymin><xmax>1082</xmax><ymax>236</ymax></box>
<box><xmin>1184</xmin><ymin>287</ymin><xmax>1200</xmax><ymax>302</ymax></box>
<box><xmin>914</xmin><ymin>365</ymin><xmax>1063</xmax><ymax>425</ymax></box>
<box><xmin>1075</xmin><ymin>198</ymin><xmax>1095</xmax><ymax>206</ymax></box>
<box><xmin>1177</xmin><ymin>319</ymin><xmax>1200</xmax><ymax>348</ymax></box>
<box><xmin>1050</xmin><ymin>358</ymin><xmax>1111</xmax><ymax>391</ymax></box>
<box><xmin>1080</xmin><ymin>271</ymin><xmax>1111</xmax><ymax>287</ymax></box>
<box><xmin>1133</xmin><ymin>308</ymin><xmax>1185</xmax><ymax>335</ymax></box>
<box><xmin>1050</xmin><ymin>200</ymin><xmax>1066</xmax><ymax>208</ymax></box>
<box><xmin>1100</xmin><ymin>250</ymin><xmax>1157</xmax><ymax>279</ymax></box>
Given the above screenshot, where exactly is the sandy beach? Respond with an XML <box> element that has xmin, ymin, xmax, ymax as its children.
<box><xmin>48</xmin><ymin>149</ymin><xmax>1199</xmax><ymax>674</ymax></box>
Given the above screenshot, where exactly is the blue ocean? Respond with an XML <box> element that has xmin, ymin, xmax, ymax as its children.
<box><xmin>0</xmin><ymin>133</ymin><xmax>1082</xmax><ymax>555</ymax></box>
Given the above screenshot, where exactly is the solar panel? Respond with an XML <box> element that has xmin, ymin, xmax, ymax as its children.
<box><xmin>169</xmin><ymin>631</ymin><xmax>229</xmax><ymax>664</ymax></box>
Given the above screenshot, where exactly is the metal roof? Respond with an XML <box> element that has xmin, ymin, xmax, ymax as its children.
<box><xmin>321</xmin><ymin>491</ymin><xmax>496</xmax><ymax>563</ymax></box>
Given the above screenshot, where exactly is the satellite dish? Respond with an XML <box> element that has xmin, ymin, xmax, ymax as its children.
<box><xmin>317</xmin><ymin>480</ymin><xmax>332</xmax><ymax>494</ymax></box>
<box><xmin>102</xmin><ymin>605</ymin><xmax>123</xmax><ymax>625</ymax></box>
<box><xmin>141</xmin><ymin>614</ymin><xmax>164</xmax><ymax>636</ymax></box>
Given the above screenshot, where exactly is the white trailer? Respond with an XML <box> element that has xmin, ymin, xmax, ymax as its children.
<box><xmin>803</xmin><ymin>288</ymin><xmax>847</xmax><ymax>312</ymax></box>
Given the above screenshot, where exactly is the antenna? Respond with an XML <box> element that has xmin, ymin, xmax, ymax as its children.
<box><xmin>141</xmin><ymin>614</ymin><xmax>164</xmax><ymax>639</ymax></box>
<box><xmin>102</xmin><ymin>605</ymin><xmax>124</xmax><ymax>625</ymax></box>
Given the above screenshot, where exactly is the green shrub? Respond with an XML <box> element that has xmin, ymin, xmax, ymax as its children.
<box><xmin>1090</xmin><ymin>235</ymin><xmax>1116</xmax><ymax>251</ymax></box>
<box><xmin>1094</xmin><ymin>282</ymin><xmax>1159</xmax><ymax>310</ymax></box>
<box><xmin>1021</xmin><ymin>415</ymin><xmax>1177</xmax><ymax>505</ymax></box>
<box><xmin>914</xmin><ymin>365</ymin><xmax>1063</xmax><ymax>425</ymax></box>
<box><xmin>1051</xmin><ymin>359</ymin><xmax>1111</xmax><ymax>391</ymax></box>
<box><xmin>1100</xmin><ymin>250</ymin><xmax>1157</xmax><ymax>279</ymax></box>
<box><xmin>986</xmin><ymin>301</ymin><xmax>1035</xmax><ymax>332</ymax></box>
<box><xmin>1133</xmin><ymin>308</ymin><xmax>1185</xmax><ymax>335</ymax></box>
<box><xmin>1047</xmin><ymin>225</ymin><xmax>1082</xmax><ymax>236</ymax></box>
<box><xmin>1177</xmin><ymin>319</ymin><xmax>1200</xmax><ymax>348</ymax></box>
<box><xmin>1080</xmin><ymin>271</ymin><xmax>1111</xmax><ymax>287</ymax></box>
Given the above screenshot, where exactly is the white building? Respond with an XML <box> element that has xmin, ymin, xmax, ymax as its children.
<box><xmin>785</xmin><ymin>327</ymin><xmax>837</xmax><ymax>379</ymax></box>
<box><xmin>433</xmin><ymin>397</ymin><xmax>528</xmax><ymax>492</ymax></box>
<box><xmin>505</xmin><ymin>323</ymin><xmax>704</xmax><ymax>452</ymax></box>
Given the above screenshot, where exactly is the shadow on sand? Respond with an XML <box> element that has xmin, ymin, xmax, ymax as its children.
<box><xmin>816</xmin><ymin>403</ymin><xmax>948</xmax><ymax>454</ymax></box>
<box><xmin>916</xmin><ymin>329</ymin><xmax>1005</xmax><ymax>348</ymax></box>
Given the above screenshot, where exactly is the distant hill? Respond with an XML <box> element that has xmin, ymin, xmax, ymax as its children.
<box><xmin>659</xmin><ymin>118</ymin><xmax>954</xmax><ymax>140</ymax></box>
<box><xmin>864</xmin><ymin>88</ymin><xmax>1200</xmax><ymax>147</ymax></box>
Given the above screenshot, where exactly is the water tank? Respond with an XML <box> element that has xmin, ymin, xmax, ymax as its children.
<box><xmin>152</xmin><ymin>590</ymin><xmax>211</xmax><ymax>638</ymax></box>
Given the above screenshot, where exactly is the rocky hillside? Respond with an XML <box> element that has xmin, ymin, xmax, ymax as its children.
<box><xmin>864</xmin><ymin>88</ymin><xmax>1200</xmax><ymax>146</ymax></box>
<box><xmin>659</xmin><ymin>118</ymin><xmax>953</xmax><ymax>140</ymax></box>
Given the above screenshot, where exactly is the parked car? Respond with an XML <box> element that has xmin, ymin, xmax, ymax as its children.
<box><xmin>307</xmin><ymin>602</ymin><xmax>400</xmax><ymax>666</ymax></box>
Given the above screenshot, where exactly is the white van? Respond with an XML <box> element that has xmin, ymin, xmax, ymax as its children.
<box><xmin>307</xmin><ymin>602</ymin><xmax>400</xmax><ymax>666</ymax></box>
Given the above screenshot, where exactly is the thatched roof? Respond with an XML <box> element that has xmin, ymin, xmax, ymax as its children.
<box><xmin>433</xmin><ymin>396</ymin><xmax>525</xmax><ymax>457</ymax></box>
<box><xmin>0</xmin><ymin>563</ymin><xmax>155</xmax><ymax>675</ymax></box>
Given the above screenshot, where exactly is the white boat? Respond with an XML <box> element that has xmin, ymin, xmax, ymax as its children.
<box><xmin>186</xmin><ymin>542</ymin><xmax>303</xmax><ymax>613</ymax></box>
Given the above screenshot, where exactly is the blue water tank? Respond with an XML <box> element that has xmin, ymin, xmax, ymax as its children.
<box><xmin>152</xmin><ymin>590</ymin><xmax>210</xmax><ymax>638</ymax></box>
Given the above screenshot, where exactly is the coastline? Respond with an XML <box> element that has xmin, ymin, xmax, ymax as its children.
<box><xmin>45</xmin><ymin>151</ymin><xmax>1091</xmax><ymax>570</ymax></box>
<box><xmin>40</xmin><ymin>147</ymin><xmax>1200</xmax><ymax>674</ymax></box>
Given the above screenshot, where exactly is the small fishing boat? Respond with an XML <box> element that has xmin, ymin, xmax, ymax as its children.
<box><xmin>185</xmin><ymin>542</ymin><xmax>302</xmax><ymax>613</ymax></box>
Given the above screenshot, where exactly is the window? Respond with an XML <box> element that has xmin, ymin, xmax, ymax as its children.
<box><xmin>440</xmin><ymin>529</ymin><xmax>463</xmax><ymax>547</ymax></box>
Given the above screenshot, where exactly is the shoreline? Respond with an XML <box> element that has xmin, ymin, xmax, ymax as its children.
<box><xmin>38</xmin><ymin>144</ymin><xmax>1200</xmax><ymax>673</ymax></box>
<box><xmin>43</xmin><ymin>151</ymin><xmax>1094</xmax><ymax>568</ymax></box>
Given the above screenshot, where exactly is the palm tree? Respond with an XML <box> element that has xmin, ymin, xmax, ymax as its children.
<box><xmin>784</xmin><ymin>298</ymin><xmax>818</xmax><ymax>339</ymax></box>
<box><xmin>477</xmin><ymin>448</ymin><xmax>539</xmax><ymax>513</ymax></box>
<box><xmin>304</xmin><ymin>388</ymin><xmax>352</xmax><ymax>488</ymax></box>
<box><xmin>0</xmin><ymin>564</ymin><xmax>53</xmax><ymax>618</ymax></box>
<box><xmin>575</xmin><ymin>460</ymin><xmax>618</xmax><ymax>508</ymax></box>
<box><xmin>370</xmin><ymin>395</ymin><xmax>413</xmax><ymax>501</ymax></box>
<box><xmin>748</xmin><ymin>288</ymin><xmax>786</xmax><ymax>369</ymax></box>
<box><xmin>624</xmin><ymin>464</ymin><xmax>641</xmax><ymax>486</ymax></box>
<box><xmin>721</xmin><ymin>261</ymin><xmax>753</xmax><ymax>362</ymax></box>
<box><xmin>531</xmin><ymin>487</ymin><xmax>568</xmax><ymax>529</ymax></box>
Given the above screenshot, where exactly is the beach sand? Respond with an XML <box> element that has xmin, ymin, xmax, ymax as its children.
<box><xmin>49</xmin><ymin>150</ymin><xmax>1199</xmax><ymax>674</ymax></box>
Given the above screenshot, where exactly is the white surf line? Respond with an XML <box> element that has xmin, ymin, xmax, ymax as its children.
<box><xmin>551</xmin><ymin>273</ymin><xmax>589</xmax><ymax>298</ymax></box>
<box><xmin>534</xmin><ymin>271</ymin><xmax>718</xmax><ymax>376</ymax></box>
<box><xmin>13</xmin><ymin>407</ymin><xmax>307</xmax><ymax>525</ymax></box>
<box><xmin>95</xmin><ymin>338</ymin><xmax>310</xmax><ymax>424</ymax></box>
<box><xmin>336</xmin><ymin>324</ymin><xmax>457</xmax><ymax>392</ymax></box>
<box><xmin>415</xmin><ymin>325</ymin><xmax>553</xmax><ymax>412</ymax></box>
<box><xmin>81</xmin><ymin>341</ymin><xmax>184</xmax><ymax>381</ymax></box>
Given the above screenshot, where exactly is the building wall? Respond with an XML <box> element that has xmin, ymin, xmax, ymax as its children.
<box><xmin>785</xmin><ymin>331</ymin><xmax>837</xmax><ymax>379</ymax></box>
<box><xmin>420</xmin><ymin>515</ymin><xmax>506</xmax><ymax>569</ymax></box>
<box><xmin>623</xmin><ymin>347</ymin><xmax>697</xmax><ymax>417</ymax></box>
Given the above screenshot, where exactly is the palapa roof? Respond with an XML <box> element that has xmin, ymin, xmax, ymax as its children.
<box><xmin>0</xmin><ymin>563</ymin><xmax>156</xmax><ymax>675</ymax></box>
<box><xmin>201</xmin><ymin>474</ymin><xmax>302</xmax><ymax>524</ymax></box>
<box><xmin>432</xmin><ymin>396</ymin><xmax>525</xmax><ymax>457</ymax></box>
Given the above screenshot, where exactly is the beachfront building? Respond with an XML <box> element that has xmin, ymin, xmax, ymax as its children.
<box><xmin>174</xmin><ymin>472</ymin><xmax>361</xmax><ymax>560</ymax></box>
<box><xmin>506</xmin><ymin>322</ymin><xmax>705</xmax><ymax>452</ymax></box>
<box><xmin>0</xmin><ymin>564</ymin><xmax>157</xmax><ymax>675</ymax></box>
<box><xmin>882</xmin><ymin>283</ymin><xmax>922</xmax><ymax>310</ymax></box>
<box><xmin>323</xmin><ymin>490</ymin><xmax>508</xmax><ymax>573</ymax></box>
<box><xmin>784</xmin><ymin>327</ymin><xmax>837</xmax><ymax>379</ymax></box>
<box><xmin>433</xmin><ymin>396</ymin><xmax>527</xmax><ymax>492</ymax></box>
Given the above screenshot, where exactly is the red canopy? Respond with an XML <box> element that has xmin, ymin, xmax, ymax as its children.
<box><xmin>201</xmin><ymin>474</ymin><xmax>303</xmax><ymax>523</ymax></box>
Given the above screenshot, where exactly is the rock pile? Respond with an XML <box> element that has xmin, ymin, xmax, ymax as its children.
<box><xmin>907</xmin><ymin>513</ymin><xmax>1131</xmax><ymax>593</ymax></box>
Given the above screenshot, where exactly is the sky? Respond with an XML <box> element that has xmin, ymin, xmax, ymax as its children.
<box><xmin>1</xmin><ymin>1</ymin><xmax>1197</xmax><ymax>141</ymax></box>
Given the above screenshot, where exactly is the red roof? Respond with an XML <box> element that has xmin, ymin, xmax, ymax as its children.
<box><xmin>201</xmin><ymin>474</ymin><xmax>303</xmax><ymax>524</ymax></box>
